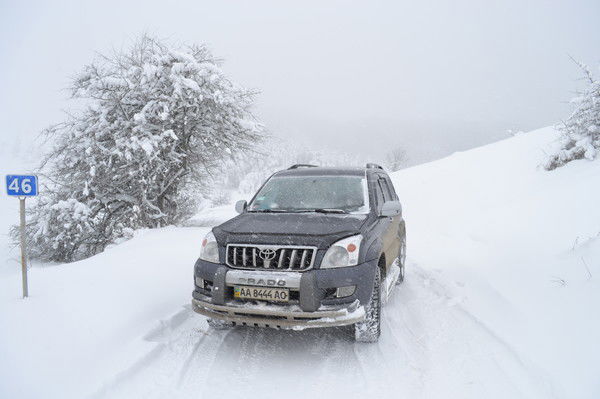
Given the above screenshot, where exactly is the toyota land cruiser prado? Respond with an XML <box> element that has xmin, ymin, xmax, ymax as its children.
<box><xmin>192</xmin><ymin>163</ymin><xmax>406</xmax><ymax>342</ymax></box>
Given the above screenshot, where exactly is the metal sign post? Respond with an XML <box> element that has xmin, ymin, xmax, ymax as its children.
<box><xmin>19</xmin><ymin>197</ymin><xmax>28</xmax><ymax>297</ymax></box>
<box><xmin>5</xmin><ymin>175</ymin><xmax>38</xmax><ymax>298</ymax></box>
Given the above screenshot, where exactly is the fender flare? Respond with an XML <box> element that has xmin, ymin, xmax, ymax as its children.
<box><xmin>363</xmin><ymin>236</ymin><xmax>385</xmax><ymax>265</ymax></box>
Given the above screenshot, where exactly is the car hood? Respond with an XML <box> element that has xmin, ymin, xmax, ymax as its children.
<box><xmin>213</xmin><ymin>212</ymin><xmax>369</xmax><ymax>248</ymax></box>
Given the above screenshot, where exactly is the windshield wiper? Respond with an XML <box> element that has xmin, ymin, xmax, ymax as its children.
<box><xmin>248</xmin><ymin>208</ymin><xmax>348</xmax><ymax>214</ymax></box>
<box><xmin>248</xmin><ymin>209</ymin><xmax>295</xmax><ymax>213</ymax></box>
<box><xmin>312</xmin><ymin>208</ymin><xmax>348</xmax><ymax>214</ymax></box>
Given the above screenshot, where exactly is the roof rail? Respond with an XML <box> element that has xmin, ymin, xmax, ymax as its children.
<box><xmin>288</xmin><ymin>164</ymin><xmax>318</xmax><ymax>170</ymax></box>
<box><xmin>365</xmin><ymin>163</ymin><xmax>384</xmax><ymax>170</ymax></box>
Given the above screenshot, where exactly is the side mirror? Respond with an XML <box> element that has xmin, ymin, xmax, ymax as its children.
<box><xmin>379</xmin><ymin>200</ymin><xmax>402</xmax><ymax>217</ymax></box>
<box><xmin>235</xmin><ymin>200</ymin><xmax>247</xmax><ymax>214</ymax></box>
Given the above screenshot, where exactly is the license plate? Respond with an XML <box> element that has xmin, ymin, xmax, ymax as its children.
<box><xmin>234</xmin><ymin>285</ymin><xmax>289</xmax><ymax>302</ymax></box>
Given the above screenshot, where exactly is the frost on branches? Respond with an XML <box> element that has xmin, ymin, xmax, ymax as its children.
<box><xmin>545</xmin><ymin>62</ymin><xmax>600</xmax><ymax>170</ymax></box>
<box><xmin>21</xmin><ymin>36</ymin><xmax>263</xmax><ymax>262</ymax></box>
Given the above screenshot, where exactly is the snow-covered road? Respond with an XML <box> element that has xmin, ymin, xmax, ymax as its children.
<box><xmin>94</xmin><ymin>260</ymin><xmax>546</xmax><ymax>399</ymax></box>
<box><xmin>0</xmin><ymin>225</ymin><xmax>553</xmax><ymax>399</ymax></box>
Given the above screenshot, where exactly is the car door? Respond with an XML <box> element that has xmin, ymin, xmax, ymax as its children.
<box><xmin>377</xmin><ymin>174</ymin><xmax>402</xmax><ymax>273</ymax></box>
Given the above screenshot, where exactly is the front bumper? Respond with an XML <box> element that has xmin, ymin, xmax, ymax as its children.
<box><xmin>192</xmin><ymin>294</ymin><xmax>364</xmax><ymax>329</ymax></box>
<box><xmin>192</xmin><ymin>257</ymin><xmax>378</xmax><ymax>329</ymax></box>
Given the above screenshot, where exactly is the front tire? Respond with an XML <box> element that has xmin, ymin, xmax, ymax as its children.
<box><xmin>354</xmin><ymin>267</ymin><xmax>382</xmax><ymax>343</ymax></box>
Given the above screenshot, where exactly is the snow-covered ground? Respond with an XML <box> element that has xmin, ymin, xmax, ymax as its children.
<box><xmin>1</xmin><ymin>126</ymin><xmax>598</xmax><ymax>398</ymax></box>
<box><xmin>393</xmin><ymin>127</ymin><xmax>600</xmax><ymax>398</ymax></box>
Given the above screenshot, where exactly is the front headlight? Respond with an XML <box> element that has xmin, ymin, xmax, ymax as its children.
<box><xmin>321</xmin><ymin>234</ymin><xmax>363</xmax><ymax>269</ymax></box>
<box><xmin>199</xmin><ymin>231</ymin><xmax>220</xmax><ymax>263</ymax></box>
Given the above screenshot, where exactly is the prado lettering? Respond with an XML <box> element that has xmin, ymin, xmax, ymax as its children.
<box><xmin>238</xmin><ymin>278</ymin><xmax>287</xmax><ymax>287</ymax></box>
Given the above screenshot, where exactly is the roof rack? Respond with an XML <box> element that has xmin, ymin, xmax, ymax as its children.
<box><xmin>288</xmin><ymin>164</ymin><xmax>318</xmax><ymax>170</ymax></box>
<box><xmin>365</xmin><ymin>163</ymin><xmax>384</xmax><ymax>170</ymax></box>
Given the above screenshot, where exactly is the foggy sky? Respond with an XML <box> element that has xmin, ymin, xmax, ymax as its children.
<box><xmin>1</xmin><ymin>0</ymin><xmax>599</xmax><ymax>164</ymax></box>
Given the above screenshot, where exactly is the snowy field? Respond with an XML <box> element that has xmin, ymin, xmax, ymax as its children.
<box><xmin>1</xmin><ymin>126</ymin><xmax>599</xmax><ymax>398</ymax></box>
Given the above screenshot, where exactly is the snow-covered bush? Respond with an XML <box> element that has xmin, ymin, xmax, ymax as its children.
<box><xmin>20</xmin><ymin>35</ymin><xmax>263</xmax><ymax>262</ymax></box>
<box><xmin>545</xmin><ymin>62</ymin><xmax>600</xmax><ymax>170</ymax></box>
<box><xmin>207</xmin><ymin>189</ymin><xmax>232</xmax><ymax>206</ymax></box>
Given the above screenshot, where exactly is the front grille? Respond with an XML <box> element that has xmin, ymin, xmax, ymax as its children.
<box><xmin>226</xmin><ymin>244</ymin><xmax>317</xmax><ymax>271</ymax></box>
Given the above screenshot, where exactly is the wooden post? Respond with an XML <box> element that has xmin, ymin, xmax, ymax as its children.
<box><xmin>19</xmin><ymin>197</ymin><xmax>28</xmax><ymax>298</ymax></box>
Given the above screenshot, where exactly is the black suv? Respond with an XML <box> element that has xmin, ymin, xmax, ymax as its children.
<box><xmin>192</xmin><ymin>163</ymin><xmax>406</xmax><ymax>342</ymax></box>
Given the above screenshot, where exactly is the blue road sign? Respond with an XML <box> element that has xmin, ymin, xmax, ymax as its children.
<box><xmin>5</xmin><ymin>175</ymin><xmax>38</xmax><ymax>196</ymax></box>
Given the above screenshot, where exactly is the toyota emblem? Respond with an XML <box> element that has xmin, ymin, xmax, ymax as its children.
<box><xmin>259</xmin><ymin>248</ymin><xmax>277</xmax><ymax>261</ymax></box>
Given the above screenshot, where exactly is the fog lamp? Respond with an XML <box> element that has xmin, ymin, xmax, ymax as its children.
<box><xmin>335</xmin><ymin>285</ymin><xmax>356</xmax><ymax>298</ymax></box>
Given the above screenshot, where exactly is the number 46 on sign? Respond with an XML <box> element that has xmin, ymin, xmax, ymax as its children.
<box><xmin>6</xmin><ymin>175</ymin><xmax>38</xmax><ymax>196</ymax></box>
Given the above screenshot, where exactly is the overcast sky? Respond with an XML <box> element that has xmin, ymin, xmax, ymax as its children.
<box><xmin>1</xmin><ymin>0</ymin><xmax>599</xmax><ymax>163</ymax></box>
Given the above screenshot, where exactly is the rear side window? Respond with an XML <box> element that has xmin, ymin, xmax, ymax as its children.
<box><xmin>377</xmin><ymin>177</ymin><xmax>394</xmax><ymax>202</ymax></box>
<box><xmin>384</xmin><ymin>176</ymin><xmax>398</xmax><ymax>200</ymax></box>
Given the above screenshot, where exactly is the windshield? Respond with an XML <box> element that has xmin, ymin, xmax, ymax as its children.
<box><xmin>248</xmin><ymin>175</ymin><xmax>370</xmax><ymax>214</ymax></box>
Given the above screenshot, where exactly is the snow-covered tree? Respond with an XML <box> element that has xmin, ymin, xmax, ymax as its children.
<box><xmin>545</xmin><ymin>62</ymin><xmax>600</xmax><ymax>170</ymax></box>
<box><xmin>384</xmin><ymin>147</ymin><xmax>408</xmax><ymax>172</ymax></box>
<box><xmin>21</xmin><ymin>35</ymin><xmax>263</xmax><ymax>262</ymax></box>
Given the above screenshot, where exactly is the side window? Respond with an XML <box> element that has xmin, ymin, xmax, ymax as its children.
<box><xmin>384</xmin><ymin>176</ymin><xmax>398</xmax><ymax>200</ymax></box>
<box><xmin>377</xmin><ymin>178</ymin><xmax>392</xmax><ymax>202</ymax></box>
<box><xmin>373</xmin><ymin>179</ymin><xmax>385</xmax><ymax>207</ymax></box>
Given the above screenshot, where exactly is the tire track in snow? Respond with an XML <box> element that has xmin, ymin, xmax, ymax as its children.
<box><xmin>92</xmin><ymin>308</ymin><xmax>229</xmax><ymax>399</ymax></box>
<box><xmin>91</xmin><ymin>343</ymin><xmax>168</xmax><ymax>399</ymax></box>
<box><xmin>398</xmin><ymin>262</ymin><xmax>553</xmax><ymax>398</ymax></box>
<box><xmin>175</xmin><ymin>329</ymin><xmax>209</xmax><ymax>386</ymax></box>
